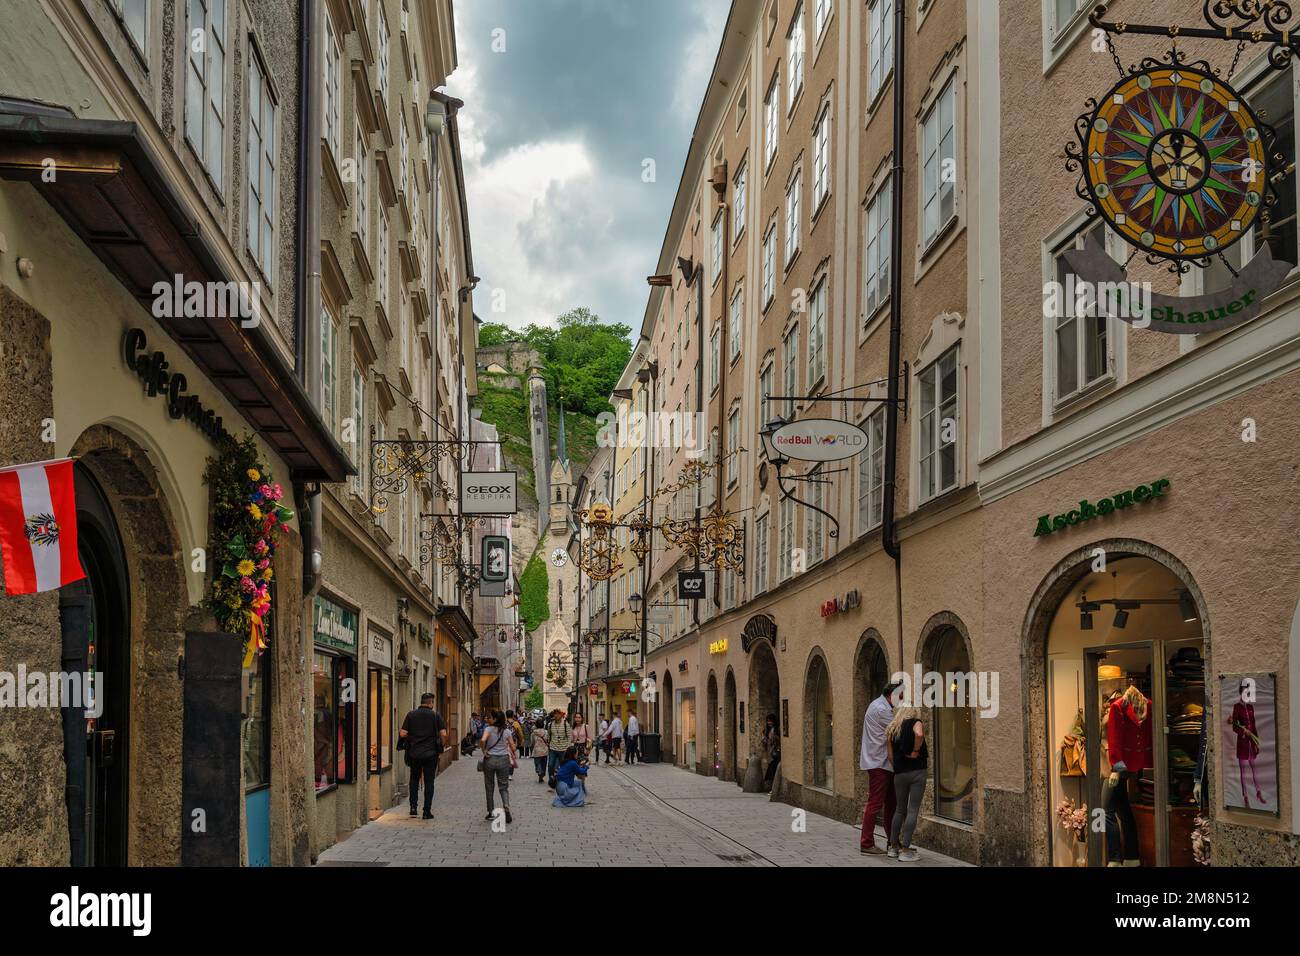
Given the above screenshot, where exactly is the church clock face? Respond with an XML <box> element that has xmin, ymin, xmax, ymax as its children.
<box><xmin>550</xmin><ymin>547</ymin><xmax>568</xmax><ymax>568</ymax></box>
<box><xmin>1082</xmin><ymin>64</ymin><xmax>1269</xmax><ymax>261</ymax></box>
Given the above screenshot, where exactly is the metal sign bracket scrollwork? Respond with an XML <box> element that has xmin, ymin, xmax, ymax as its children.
<box><xmin>1091</xmin><ymin>2</ymin><xmax>1300</xmax><ymax>71</ymax></box>
<box><xmin>369</xmin><ymin>431</ymin><xmax>491</xmax><ymax>517</ymax></box>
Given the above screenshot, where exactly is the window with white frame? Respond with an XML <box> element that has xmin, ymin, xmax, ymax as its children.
<box><xmin>185</xmin><ymin>0</ymin><xmax>226</xmax><ymax>188</ymax></box>
<box><xmin>762</xmin><ymin>225</ymin><xmax>776</xmax><ymax>307</ymax></box>
<box><xmin>355</xmin><ymin>124</ymin><xmax>369</xmax><ymax>252</ymax></box>
<box><xmin>1050</xmin><ymin>0</ymin><xmax>1086</xmax><ymax>40</ymax></box>
<box><xmin>724</xmin><ymin>564</ymin><xmax>737</xmax><ymax>610</ymax></box>
<box><xmin>727</xmin><ymin>408</ymin><xmax>740</xmax><ymax>486</ymax></box>
<box><xmin>868</xmin><ymin>0</ymin><xmax>893</xmax><ymax>101</ymax></box>
<box><xmin>399</xmin><ymin>114</ymin><xmax>409</xmax><ymax>192</ymax></box>
<box><xmin>778</xmin><ymin>496</ymin><xmax>795</xmax><ymax>581</ymax></box>
<box><xmin>856</xmin><ymin>406</ymin><xmax>885</xmax><ymax>534</ymax></box>
<box><xmin>921</xmin><ymin>76</ymin><xmax>957</xmax><ymax>249</ymax></box>
<box><xmin>377</xmin><ymin>209</ymin><xmax>389</xmax><ymax>312</ymax></box>
<box><xmin>814</xmin><ymin>0</ymin><xmax>832</xmax><ymax>37</ymax></box>
<box><xmin>785</xmin><ymin>170</ymin><xmax>802</xmax><ymax>264</ymax></box>
<box><xmin>787</xmin><ymin>5</ymin><xmax>805</xmax><ymax>107</ymax></box>
<box><xmin>400</xmin><ymin>289</ymin><xmax>410</xmax><ymax>372</ymax></box>
<box><xmin>1051</xmin><ymin>222</ymin><xmax>1111</xmax><ymax>403</ymax></box>
<box><xmin>734</xmin><ymin>161</ymin><xmax>747</xmax><ymax>236</ymax></box>
<box><xmin>709</xmin><ymin>327</ymin><xmax>721</xmax><ymax>393</ymax></box>
<box><xmin>351</xmin><ymin>363</ymin><xmax>366</xmax><ymax>495</ymax></box>
<box><xmin>321</xmin><ymin>305</ymin><xmax>337</xmax><ymax>432</ymax></box>
<box><xmin>711</xmin><ymin>210</ymin><xmax>724</xmax><ymax>284</ymax></box>
<box><xmin>759</xmin><ymin>364</ymin><xmax>773</xmax><ymax>428</ymax></box>
<box><xmin>864</xmin><ymin>176</ymin><xmax>891</xmax><ymax>319</ymax></box>
<box><xmin>246</xmin><ymin>52</ymin><xmax>277</xmax><ymax>284</ymax></box>
<box><xmin>808</xmin><ymin>280</ymin><xmax>826</xmax><ymax>386</ymax></box>
<box><xmin>764</xmin><ymin>72</ymin><xmax>780</xmax><ymax>170</ymax></box>
<box><xmin>323</xmin><ymin>11</ymin><xmax>341</xmax><ymax>161</ymax></box>
<box><xmin>112</xmin><ymin>0</ymin><xmax>148</xmax><ymax>55</ymax></box>
<box><xmin>782</xmin><ymin>322</ymin><xmax>800</xmax><ymax>417</ymax></box>
<box><xmin>806</xmin><ymin>468</ymin><xmax>825</xmax><ymax>564</ymax></box>
<box><xmin>812</xmin><ymin>106</ymin><xmax>831</xmax><ymax>211</ymax></box>
<box><xmin>729</xmin><ymin>287</ymin><xmax>743</xmax><ymax>363</ymax></box>
<box><xmin>918</xmin><ymin>346</ymin><xmax>959</xmax><ymax>501</ymax></box>
<box><xmin>377</xmin><ymin>5</ymin><xmax>390</xmax><ymax>104</ymax></box>
<box><xmin>754</xmin><ymin>512</ymin><xmax>769</xmax><ymax>594</ymax></box>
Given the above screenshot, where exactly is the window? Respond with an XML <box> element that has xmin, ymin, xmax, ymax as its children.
<box><xmin>728</xmin><ymin>288</ymin><xmax>743</xmax><ymax>363</ymax></box>
<box><xmin>351</xmin><ymin>364</ymin><xmax>366</xmax><ymax>495</ymax></box>
<box><xmin>711</xmin><ymin>211</ymin><xmax>724</xmax><ymax>284</ymax></box>
<box><xmin>810</xmin><ymin>657</ymin><xmax>833</xmax><ymax>787</ymax></box>
<box><xmin>782</xmin><ymin>322</ymin><xmax>800</xmax><ymax>417</ymax></box>
<box><xmin>932</xmin><ymin>627</ymin><xmax>974</xmax><ymax>824</ymax></box>
<box><xmin>246</xmin><ymin>52</ymin><xmax>277</xmax><ymax>283</ymax></box>
<box><xmin>377</xmin><ymin>209</ymin><xmax>389</xmax><ymax>312</ymax></box>
<box><xmin>323</xmin><ymin>11</ymin><xmax>341</xmax><ymax>161</ymax></box>
<box><xmin>778</xmin><ymin>496</ymin><xmax>795</xmax><ymax>581</ymax></box>
<box><xmin>1052</xmin><ymin>223</ymin><xmax>1110</xmax><ymax>403</ymax></box>
<box><xmin>787</xmin><ymin>5</ymin><xmax>805</xmax><ymax>107</ymax></box>
<box><xmin>727</xmin><ymin>408</ymin><xmax>740</xmax><ymax>486</ymax></box>
<box><xmin>367</xmin><ymin>661</ymin><xmax>392</xmax><ymax>772</ymax></box>
<box><xmin>762</xmin><ymin>226</ymin><xmax>776</xmax><ymax>308</ymax></box>
<box><xmin>185</xmin><ymin>0</ymin><xmax>227</xmax><ymax>187</ymax></box>
<box><xmin>313</xmin><ymin>650</ymin><xmax>355</xmax><ymax>790</ymax></box>
<box><xmin>754</xmin><ymin>513</ymin><xmax>769</xmax><ymax>594</ymax></box>
<box><xmin>734</xmin><ymin>161</ymin><xmax>747</xmax><ymax>236</ymax></box>
<box><xmin>759</xmin><ymin>364</ymin><xmax>773</xmax><ymax>427</ymax></box>
<box><xmin>856</xmin><ymin>407</ymin><xmax>885</xmax><ymax>534</ymax></box>
<box><xmin>377</xmin><ymin>5</ymin><xmax>390</xmax><ymax>104</ymax></box>
<box><xmin>812</xmin><ymin>106</ymin><xmax>830</xmax><ymax>210</ymax></box>
<box><xmin>355</xmin><ymin>125</ymin><xmax>369</xmax><ymax>252</ymax></box>
<box><xmin>111</xmin><ymin>0</ymin><xmax>148</xmax><ymax>55</ymax></box>
<box><xmin>919</xmin><ymin>346</ymin><xmax>958</xmax><ymax>501</ymax></box>
<box><xmin>399</xmin><ymin>289</ymin><xmax>410</xmax><ymax>372</ymax></box>
<box><xmin>806</xmin><ymin>468</ymin><xmax>824</xmax><ymax>564</ymax></box>
<box><xmin>710</xmin><ymin>326</ymin><xmax>721</xmax><ymax>393</ymax></box>
<box><xmin>921</xmin><ymin>77</ymin><xmax>957</xmax><ymax>248</ymax></box>
<box><xmin>808</xmin><ymin>280</ymin><xmax>826</xmax><ymax>386</ymax></box>
<box><xmin>1051</xmin><ymin>0</ymin><xmax>1086</xmax><ymax>38</ymax></box>
<box><xmin>785</xmin><ymin>171</ymin><xmax>802</xmax><ymax>264</ymax></box>
<box><xmin>864</xmin><ymin>177</ymin><xmax>892</xmax><ymax>318</ymax></box>
<box><xmin>868</xmin><ymin>0</ymin><xmax>893</xmax><ymax>101</ymax></box>
<box><xmin>321</xmin><ymin>306</ymin><xmax>337</xmax><ymax>432</ymax></box>
<box><xmin>764</xmin><ymin>73</ymin><xmax>780</xmax><ymax>170</ymax></box>
<box><xmin>814</xmin><ymin>0</ymin><xmax>832</xmax><ymax>37</ymax></box>
<box><xmin>723</xmin><ymin>565</ymin><xmax>736</xmax><ymax>610</ymax></box>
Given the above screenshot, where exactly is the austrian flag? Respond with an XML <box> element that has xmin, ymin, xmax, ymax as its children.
<box><xmin>0</xmin><ymin>458</ymin><xmax>85</xmax><ymax>596</ymax></box>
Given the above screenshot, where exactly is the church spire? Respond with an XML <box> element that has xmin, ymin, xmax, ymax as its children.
<box><xmin>556</xmin><ymin>393</ymin><xmax>568</xmax><ymax>466</ymax></box>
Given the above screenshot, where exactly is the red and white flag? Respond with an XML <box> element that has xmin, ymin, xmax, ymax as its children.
<box><xmin>0</xmin><ymin>457</ymin><xmax>85</xmax><ymax>596</ymax></box>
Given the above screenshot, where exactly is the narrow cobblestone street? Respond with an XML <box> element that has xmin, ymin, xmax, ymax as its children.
<box><xmin>317</xmin><ymin>756</ymin><xmax>967</xmax><ymax>867</ymax></box>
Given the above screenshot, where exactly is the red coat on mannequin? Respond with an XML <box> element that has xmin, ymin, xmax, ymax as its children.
<box><xmin>1106</xmin><ymin>692</ymin><xmax>1153</xmax><ymax>773</ymax></box>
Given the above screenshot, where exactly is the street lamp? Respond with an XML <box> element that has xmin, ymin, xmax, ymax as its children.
<box><xmin>759</xmin><ymin>415</ymin><xmax>790</xmax><ymax>468</ymax></box>
<box><xmin>628</xmin><ymin>592</ymin><xmax>643</xmax><ymax>616</ymax></box>
<box><xmin>425</xmin><ymin>96</ymin><xmax>447</xmax><ymax>138</ymax></box>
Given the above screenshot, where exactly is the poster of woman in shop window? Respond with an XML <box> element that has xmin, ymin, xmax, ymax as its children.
<box><xmin>1219</xmin><ymin>674</ymin><xmax>1279</xmax><ymax>815</ymax></box>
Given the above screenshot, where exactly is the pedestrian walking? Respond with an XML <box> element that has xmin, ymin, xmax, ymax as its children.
<box><xmin>506</xmin><ymin>710</ymin><xmax>525</xmax><ymax>775</ymax></box>
<box><xmin>606</xmin><ymin>713</ymin><xmax>624</xmax><ymax>763</ymax></box>
<box><xmin>625</xmin><ymin>711</ymin><xmax>640</xmax><ymax>765</ymax></box>
<box><xmin>595</xmin><ymin>717</ymin><xmax>610</xmax><ymax>763</ymax></box>
<box><xmin>571</xmin><ymin>712</ymin><xmax>591</xmax><ymax>764</ymax></box>
<box><xmin>479</xmin><ymin>709</ymin><xmax>517</xmax><ymax>824</ymax></box>
<box><xmin>762</xmin><ymin>714</ymin><xmax>781</xmax><ymax>791</ymax></box>
<box><xmin>399</xmin><ymin>693</ymin><xmax>448</xmax><ymax>820</ymax></box>
<box><xmin>551</xmin><ymin>746</ymin><xmax>588</xmax><ymax>808</ymax></box>
<box><xmin>546</xmin><ymin>709</ymin><xmax>573</xmax><ymax>786</ymax></box>
<box><xmin>886</xmin><ymin>706</ymin><xmax>928</xmax><ymax>862</ymax></box>
<box><xmin>859</xmin><ymin>681</ymin><xmax>900</xmax><ymax>855</ymax></box>
<box><xmin>530</xmin><ymin>718</ymin><xmax>549</xmax><ymax>782</ymax></box>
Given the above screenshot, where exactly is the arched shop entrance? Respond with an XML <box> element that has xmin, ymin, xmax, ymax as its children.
<box><xmin>745</xmin><ymin>615</ymin><xmax>781</xmax><ymax>768</ymax></box>
<box><xmin>852</xmin><ymin>631</ymin><xmax>890</xmax><ymax>806</ymax></box>
<box><xmin>705</xmin><ymin>672</ymin><xmax>719</xmax><ymax>776</ymax></box>
<box><xmin>723</xmin><ymin>669</ymin><xmax>738</xmax><ymax>783</ymax></box>
<box><xmin>1027</xmin><ymin>544</ymin><xmax>1209</xmax><ymax>867</ymax></box>
<box><xmin>804</xmin><ymin>651</ymin><xmax>834</xmax><ymax>790</ymax></box>
<box><xmin>660</xmin><ymin>672</ymin><xmax>674</xmax><ymax>765</ymax></box>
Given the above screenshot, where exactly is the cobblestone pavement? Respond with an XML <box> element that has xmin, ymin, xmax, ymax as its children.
<box><xmin>317</xmin><ymin>754</ymin><xmax>968</xmax><ymax>867</ymax></box>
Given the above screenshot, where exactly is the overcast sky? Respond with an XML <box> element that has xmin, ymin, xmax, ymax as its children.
<box><xmin>445</xmin><ymin>0</ymin><xmax>728</xmax><ymax>335</ymax></box>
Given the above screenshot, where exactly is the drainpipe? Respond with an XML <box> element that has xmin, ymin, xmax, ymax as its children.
<box><xmin>298</xmin><ymin>0</ymin><xmax>323</xmax><ymax>597</ymax></box>
<box><xmin>678</xmin><ymin>255</ymin><xmax>705</xmax><ymax>630</ymax></box>
<box><xmin>883</xmin><ymin>0</ymin><xmax>907</xmax><ymax>664</ymax></box>
<box><xmin>710</xmin><ymin>163</ymin><xmax>728</xmax><ymax>609</ymax></box>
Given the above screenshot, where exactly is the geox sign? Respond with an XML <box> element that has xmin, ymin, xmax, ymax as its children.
<box><xmin>460</xmin><ymin>472</ymin><xmax>518</xmax><ymax>514</ymax></box>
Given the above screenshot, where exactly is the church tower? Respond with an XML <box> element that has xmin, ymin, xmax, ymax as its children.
<box><xmin>527</xmin><ymin>366</ymin><xmax>550</xmax><ymax>532</ymax></box>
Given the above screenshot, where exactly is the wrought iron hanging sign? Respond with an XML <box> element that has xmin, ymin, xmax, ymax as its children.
<box><xmin>1063</xmin><ymin>2</ymin><xmax>1296</xmax><ymax>333</ymax></box>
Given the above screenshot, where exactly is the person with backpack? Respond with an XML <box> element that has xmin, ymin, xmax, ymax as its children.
<box><xmin>530</xmin><ymin>718</ymin><xmax>550</xmax><ymax>782</ymax></box>
<box><xmin>546</xmin><ymin>709</ymin><xmax>573</xmax><ymax>786</ymax></box>
<box><xmin>399</xmin><ymin>693</ymin><xmax>448</xmax><ymax>820</ymax></box>
<box><xmin>506</xmin><ymin>710</ymin><xmax>526</xmax><ymax>776</ymax></box>
<box><xmin>479</xmin><ymin>709</ymin><xmax>517</xmax><ymax>824</ymax></box>
<box><xmin>886</xmin><ymin>707</ymin><xmax>928</xmax><ymax>862</ymax></box>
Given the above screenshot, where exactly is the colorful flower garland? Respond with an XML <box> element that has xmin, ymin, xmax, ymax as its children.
<box><xmin>204</xmin><ymin>434</ymin><xmax>294</xmax><ymax>664</ymax></box>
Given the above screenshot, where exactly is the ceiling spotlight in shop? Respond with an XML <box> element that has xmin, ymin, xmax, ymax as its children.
<box><xmin>1112</xmin><ymin>601</ymin><xmax>1139</xmax><ymax>629</ymax></box>
<box><xmin>1179</xmin><ymin>590</ymin><xmax>1198</xmax><ymax>623</ymax></box>
<box><xmin>1077</xmin><ymin>593</ymin><xmax>1101</xmax><ymax>630</ymax></box>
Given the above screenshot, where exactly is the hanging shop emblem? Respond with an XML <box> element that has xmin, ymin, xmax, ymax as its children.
<box><xmin>461</xmin><ymin>472</ymin><xmax>518</xmax><ymax>514</ymax></box>
<box><xmin>768</xmin><ymin>419</ymin><xmax>867</xmax><ymax>463</ymax></box>
<box><xmin>1063</xmin><ymin>6</ymin><xmax>1295</xmax><ymax>333</ymax></box>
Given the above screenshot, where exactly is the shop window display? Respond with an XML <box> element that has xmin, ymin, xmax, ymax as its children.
<box><xmin>313</xmin><ymin>652</ymin><xmax>356</xmax><ymax>792</ymax></box>
<box><xmin>932</xmin><ymin>628</ymin><xmax>974</xmax><ymax>823</ymax></box>
<box><xmin>810</xmin><ymin>659</ymin><xmax>834</xmax><ymax>789</ymax></box>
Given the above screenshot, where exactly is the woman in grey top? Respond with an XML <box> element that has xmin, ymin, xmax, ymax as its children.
<box><xmin>479</xmin><ymin>710</ymin><xmax>517</xmax><ymax>824</ymax></box>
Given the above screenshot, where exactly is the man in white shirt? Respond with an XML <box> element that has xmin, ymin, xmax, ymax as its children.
<box><xmin>859</xmin><ymin>681</ymin><xmax>901</xmax><ymax>855</ymax></box>
<box><xmin>595</xmin><ymin>718</ymin><xmax>610</xmax><ymax>763</ymax></box>
<box><xmin>606</xmin><ymin>713</ymin><xmax>624</xmax><ymax>763</ymax></box>
<box><xmin>625</xmin><ymin>712</ymin><xmax>641</xmax><ymax>764</ymax></box>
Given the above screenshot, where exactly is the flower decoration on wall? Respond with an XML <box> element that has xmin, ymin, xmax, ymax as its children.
<box><xmin>204</xmin><ymin>434</ymin><xmax>295</xmax><ymax>664</ymax></box>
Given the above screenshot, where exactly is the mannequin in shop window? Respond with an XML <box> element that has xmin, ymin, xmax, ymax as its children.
<box><xmin>1229</xmin><ymin>680</ymin><xmax>1266</xmax><ymax>809</ymax></box>
<box><xmin>1104</xmin><ymin>685</ymin><xmax>1152</xmax><ymax>867</ymax></box>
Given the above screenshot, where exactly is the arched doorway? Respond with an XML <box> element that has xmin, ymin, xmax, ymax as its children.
<box><xmin>723</xmin><ymin>669</ymin><xmax>738</xmax><ymax>782</ymax></box>
<box><xmin>804</xmin><ymin>651</ymin><xmax>834</xmax><ymax>790</ymax></box>
<box><xmin>1029</xmin><ymin>548</ymin><xmax>1209</xmax><ymax>868</ymax></box>
<box><xmin>748</xmin><ymin>639</ymin><xmax>781</xmax><ymax>787</ymax></box>
<box><xmin>661</xmin><ymin>672</ymin><xmax>674</xmax><ymax>765</ymax></box>
<box><xmin>705</xmin><ymin>672</ymin><xmax>719</xmax><ymax>776</ymax></box>
<box><xmin>852</xmin><ymin>630</ymin><xmax>890</xmax><ymax>806</ymax></box>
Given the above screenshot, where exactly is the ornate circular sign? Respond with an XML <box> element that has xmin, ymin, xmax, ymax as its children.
<box><xmin>1081</xmin><ymin>64</ymin><xmax>1269</xmax><ymax>261</ymax></box>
